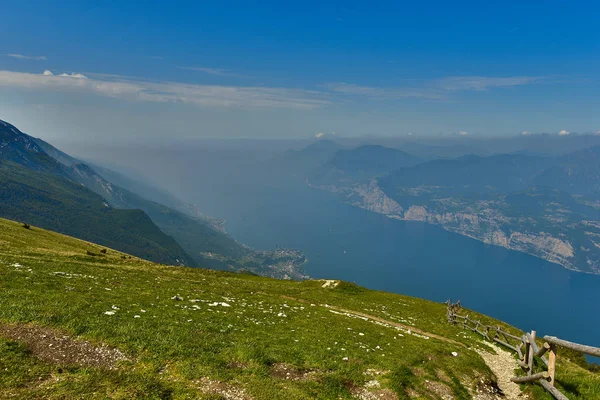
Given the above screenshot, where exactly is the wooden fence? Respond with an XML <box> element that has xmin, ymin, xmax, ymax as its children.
<box><xmin>446</xmin><ymin>300</ymin><xmax>600</xmax><ymax>400</ymax></box>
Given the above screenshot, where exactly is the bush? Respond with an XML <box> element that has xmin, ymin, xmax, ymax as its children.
<box><xmin>21</xmin><ymin>223</ymin><xmax>30</xmax><ymax>229</ymax></box>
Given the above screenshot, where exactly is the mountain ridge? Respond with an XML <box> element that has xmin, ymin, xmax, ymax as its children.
<box><xmin>1</xmin><ymin>118</ymin><xmax>306</xmax><ymax>278</ymax></box>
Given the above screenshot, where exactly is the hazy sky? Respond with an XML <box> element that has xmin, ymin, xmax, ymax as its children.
<box><xmin>1</xmin><ymin>1</ymin><xmax>599</xmax><ymax>143</ymax></box>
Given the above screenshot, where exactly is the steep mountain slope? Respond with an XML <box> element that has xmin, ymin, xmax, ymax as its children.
<box><xmin>0</xmin><ymin>120</ymin><xmax>64</xmax><ymax>173</ymax></box>
<box><xmin>0</xmin><ymin>160</ymin><xmax>195</xmax><ymax>266</ymax></box>
<box><xmin>33</xmin><ymin>136</ymin><xmax>209</xmax><ymax>218</ymax></box>
<box><xmin>0</xmin><ymin>120</ymin><xmax>195</xmax><ymax>266</ymax></box>
<box><xmin>2</xmin><ymin>218</ymin><xmax>597</xmax><ymax>399</ymax></box>
<box><xmin>20</xmin><ymin>120</ymin><xmax>306</xmax><ymax>278</ymax></box>
<box><xmin>101</xmin><ymin>188</ymin><xmax>307</xmax><ymax>277</ymax></box>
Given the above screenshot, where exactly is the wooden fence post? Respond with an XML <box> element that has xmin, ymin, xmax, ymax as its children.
<box><xmin>445</xmin><ymin>305</ymin><xmax>600</xmax><ymax>400</ymax></box>
<box><xmin>548</xmin><ymin>343</ymin><xmax>557</xmax><ymax>386</ymax></box>
<box><xmin>524</xmin><ymin>334</ymin><xmax>531</xmax><ymax>371</ymax></box>
<box><xmin>527</xmin><ymin>330</ymin><xmax>536</xmax><ymax>376</ymax></box>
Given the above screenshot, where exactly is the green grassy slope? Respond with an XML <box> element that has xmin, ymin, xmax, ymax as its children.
<box><xmin>107</xmin><ymin>189</ymin><xmax>250</xmax><ymax>259</ymax></box>
<box><xmin>0</xmin><ymin>160</ymin><xmax>195</xmax><ymax>266</ymax></box>
<box><xmin>0</xmin><ymin>218</ymin><xmax>598</xmax><ymax>399</ymax></box>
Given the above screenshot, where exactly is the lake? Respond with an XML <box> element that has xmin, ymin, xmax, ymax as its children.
<box><xmin>190</xmin><ymin>178</ymin><xmax>600</xmax><ymax>358</ymax></box>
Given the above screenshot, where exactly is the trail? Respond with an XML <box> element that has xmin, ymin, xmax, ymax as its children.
<box><xmin>281</xmin><ymin>295</ymin><xmax>525</xmax><ymax>400</ymax></box>
<box><xmin>475</xmin><ymin>341</ymin><xmax>524</xmax><ymax>400</ymax></box>
<box><xmin>280</xmin><ymin>295</ymin><xmax>465</xmax><ymax>347</ymax></box>
<box><xmin>0</xmin><ymin>322</ymin><xmax>127</xmax><ymax>369</ymax></box>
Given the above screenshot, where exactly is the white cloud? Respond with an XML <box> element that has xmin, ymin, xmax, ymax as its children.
<box><xmin>0</xmin><ymin>70</ymin><xmax>329</xmax><ymax>109</ymax></box>
<box><xmin>326</xmin><ymin>75</ymin><xmax>544</xmax><ymax>101</ymax></box>
<box><xmin>434</xmin><ymin>76</ymin><xmax>542</xmax><ymax>91</ymax></box>
<box><xmin>458</xmin><ymin>131</ymin><xmax>468</xmax><ymax>136</ymax></box>
<box><xmin>325</xmin><ymin>82</ymin><xmax>444</xmax><ymax>100</ymax></box>
<box><xmin>315</xmin><ymin>132</ymin><xmax>325</xmax><ymax>138</ymax></box>
<box><xmin>520</xmin><ymin>131</ymin><xmax>531</xmax><ymax>136</ymax></box>
<box><xmin>177</xmin><ymin>66</ymin><xmax>242</xmax><ymax>77</ymax></box>
<box><xmin>594</xmin><ymin>131</ymin><xmax>600</xmax><ymax>136</ymax></box>
<box><xmin>558</xmin><ymin>129</ymin><xmax>570</xmax><ymax>136</ymax></box>
<box><xmin>0</xmin><ymin>69</ymin><xmax>549</xmax><ymax>111</ymax></box>
<box><xmin>4</xmin><ymin>53</ymin><xmax>47</xmax><ymax>61</ymax></box>
<box><xmin>59</xmin><ymin>72</ymin><xmax>87</xmax><ymax>79</ymax></box>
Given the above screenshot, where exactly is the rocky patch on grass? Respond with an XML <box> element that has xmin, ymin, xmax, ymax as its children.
<box><xmin>269</xmin><ymin>363</ymin><xmax>316</xmax><ymax>381</ymax></box>
<box><xmin>423</xmin><ymin>380</ymin><xmax>454</xmax><ymax>400</ymax></box>
<box><xmin>321</xmin><ymin>279</ymin><xmax>340</xmax><ymax>288</ymax></box>
<box><xmin>0</xmin><ymin>323</ymin><xmax>127</xmax><ymax>369</ymax></box>
<box><xmin>195</xmin><ymin>377</ymin><xmax>252</xmax><ymax>400</ymax></box>
<box><xmin>348</xmin><ymin>380</ymin><xmax>398</xmax><ymax>400</ymax></box>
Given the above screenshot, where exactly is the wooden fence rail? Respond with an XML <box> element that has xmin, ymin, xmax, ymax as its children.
<box><xmin>445</xmin><ymin>300</ymin><xmax>600</xmax><ymax>400</ymax></box>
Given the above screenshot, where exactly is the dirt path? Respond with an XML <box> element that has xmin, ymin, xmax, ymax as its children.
<box><xmin>282</xmin><ymin>295</ymin><xmax>525</xmax><ymax>400</ymax></box>
<box><xmin>475</xmin><ymin>341</ymin><xmax>524</xmax><ymax>400</ymax></box>
<box><xmin>0</xmin><ymin>322</ymin><xmax>127</xmax><ymax>369</ymax></box>
<box><xmin>280</xmin><ymin>295</ymin><xmax>465</xmax><ymax>347</ymax></box>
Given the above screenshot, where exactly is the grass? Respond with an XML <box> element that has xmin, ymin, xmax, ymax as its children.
<box><xmin>0</xmin><ymin>217</ymin><xmax>598</xmax><ymax>399</ymax></box>
<box><xmin>0</xmin><ymin>159</ymin><xmax>195</xmax><ymax>266</ymax></box>
<box><xmin>518</xmin><ymin>344</ymin><xmax>600</xmax><ymax>400</ymax></box>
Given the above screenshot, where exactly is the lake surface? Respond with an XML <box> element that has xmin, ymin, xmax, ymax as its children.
<box><xmin>190</xmin><ymin>178</ymin><xmax>600</xmax><ymax>359</ymax></box>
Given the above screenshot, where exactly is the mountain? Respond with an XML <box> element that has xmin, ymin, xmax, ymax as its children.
<box><xmin>7</xmin><ymin>119</ymin><xmax>305</xmax><ymax>278</ymax></box>
<box><xmin>307</xmin><ymin>144</ymin><xmax>422</xmax><ymax>188</ymax></box>
<box><xmin>308</xmin><ymin>147</ymin><xmax>600</xmax><ymax>274</ymax></box>
<box><xmin>1</xmin><ymin>217</ymin><xmax>597</xmax><ymax>399</ymax></box>
<box><xmin>328</xmin><ymin>145</ymin><xmax>422</xmax><ymax>178</ymax></box>
<box><xmin>533</xmin><ymin>146</ymin><xmax>600</xmax><ymax>196</ymax></box>
<box><xmin>0</xmin><ymin>120</ymin><xmax>64</xmax><ymax>173</ymax></box>
<box><xmin>374</xmin><ymin>152</ymin><xmax>600</xmax><ymax>273</ymax></box>
<box><xmin>33</xmin><ymin>136</ymin><xmax>213</xmax><ymax>219</ymax></box>
<box><xmin>0</xmin><ymin>120</ymin><xmax>195</xmax><ymax>266</ymax></box>
<box><xmin>294</xmin><ymin>139</ymin><xmax>343</xmax><ymax>161</ymax></box>
<box><xmin>379</xmin><ymin>154</ymin><xmax>557</xmax><ymax>198</ymax></box>
<box><xmin>271</xmin><ymin>139</ymin><xmax>344</xmax><ymax>178</ymax></box>
<box><xmin>88</xmin><ymin>162</ymin><xmax>211</xmax><ymax>217</ymax></box>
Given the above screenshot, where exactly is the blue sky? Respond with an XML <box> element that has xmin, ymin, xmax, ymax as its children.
<box><xmin>1</xmin><ymin>0</ymin><xmax>599</xmax><ymax>142</ymax></box>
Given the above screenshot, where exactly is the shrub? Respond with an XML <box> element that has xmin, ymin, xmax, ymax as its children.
<box><xmin>21</xmin><ymin>223</ymin><xmax>30</xmax><ymax>229</ymax></box>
